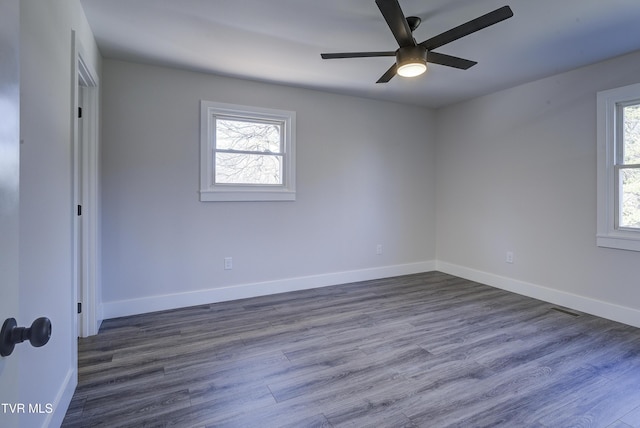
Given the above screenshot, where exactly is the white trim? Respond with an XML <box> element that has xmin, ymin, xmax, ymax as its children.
<box><xmin>72</xmin><ymin>32</ymin><xmax>101</xmax><ymax>337</ymax></box>
<box><xmin>201</xmin><ymin>189</ymin><xmax>296</xmax><ymax>202</ymax></box>
<box><xmin>43</xmin><ymin>367</ymin><xmax>76</xmax><ymax>428</ymax></box>
<box><xmin>80</xmin><ymin>75</ymin><xmax>102</xmax><ymax>336</ymax></box>
<box><xmin>436</xmin><ymin>261</ymin><xmax>640</xmax><ymax>329</ymax></box>
<box><xmin>597</xmin><ymin>82</ymin><xmax>640</xmax><ymax>251</ymax></box>
<box><xmin>101</xmin><ymin>259</ymin><xmax>640</xmax><ymax>329</ymax></box>
<box><xmin>102</xmin><ymin>261</ymin><xmax>436</xmax><ymax>319</ymax></box>
<box><xmin>199</xmin><ymin>100</ymin><xmax>296</xmax><ymax>202</ymax></box>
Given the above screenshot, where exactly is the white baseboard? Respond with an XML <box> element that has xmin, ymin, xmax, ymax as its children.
<box><xmin>101</xmin><ymin>259</ymin><xmax>640</xmax><ymax>329</ymax></box>
<box><xmin>436</xmin><ymin>261</ymin><xmax>640</xmax><ymax>329</ymax></box>
<box><xmin>45</xmin><ymin>367</ymin><xmax>76</xmax><ymax>428</ymax></box>
<box><xmin>102</xmin><ymin>261</ymin><xmax>436</xmax><ymax>319</ymax></box>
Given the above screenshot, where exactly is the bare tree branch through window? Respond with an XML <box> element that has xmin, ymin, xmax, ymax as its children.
<box><xmin>200</xmin><ymin>100</ymin><xmax>295</xmax><ymax>202</ymax></box>
<box><xmin>215</xmin><ymin>118</ymin><xmax>284</xmax><ymax>185</ymax></box>
<box><xmin>620</xmin><ymin>104</ymin><xmax>640</xmax><ymax>228</ymax></box>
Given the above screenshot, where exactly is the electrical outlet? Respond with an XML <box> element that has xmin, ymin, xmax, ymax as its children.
<box><xmin>224</xmin><ymin>257</ymin><xmax>233</xmax><ymax>270</ymax></box>
<box><xmin>376</xmin><ymin>244</ymin><xmax>383</xmax><ymax>255</ymax></box>
<box><xmin>506</xmin><ymin>251</ymin><xmax>514</xmax><ymax>264</ymax></box>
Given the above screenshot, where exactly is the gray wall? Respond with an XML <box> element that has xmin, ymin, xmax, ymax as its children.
<box><xmin>100</xmin><ymin>48</ymin><xmax>640</xmax><ymax>326</ymax></box>
<box><xmin>436</xmin><ymin>49</ymin><xmax>640</xmax><ymax>324</ymax></box>
<box><xmin>101</xmin><ymin>60</ymin><xmax>437</xmax><ymax>317</ymax></box>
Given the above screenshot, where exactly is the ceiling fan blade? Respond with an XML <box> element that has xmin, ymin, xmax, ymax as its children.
<box><xmin>321</xmin><ymin>51</ymin><xmax>396</xmax><ymax>59</ymax></box>
<box><xmin>375</xmin><ymin>0</ymin><xmax>415</xmax><ymax>48</ymax></box>
<box><xmin>376</xmin><ymin>63</ymin><xmax>398</xmax><ymax>83</ymax></box>
<box><xmin>419</xmin><ymin>6</ymin><xmax>513</xmax><ymax>51</ymax></box>
<box><xmin>427</xmin><ymin>51</ymin><xmax>477</xmax><ymax>70</ymax></box>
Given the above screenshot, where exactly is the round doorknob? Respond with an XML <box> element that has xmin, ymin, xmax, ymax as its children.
<box><xmin>0</xmin><ymin>317</ymin><xmax>52</xmax><ymax>357</ymax></box>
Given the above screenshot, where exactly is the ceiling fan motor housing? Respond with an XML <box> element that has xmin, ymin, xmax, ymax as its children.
<box><xmin>396</xmin><ymin>46</ymin><xmax>428</xmax><ymax>77</ymax></box>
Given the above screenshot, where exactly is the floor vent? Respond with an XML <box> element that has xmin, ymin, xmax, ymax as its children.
<box><xmin>550</xmin><ymin>307</ymin><xmax>580</xmax><ymax>317</ymax></box>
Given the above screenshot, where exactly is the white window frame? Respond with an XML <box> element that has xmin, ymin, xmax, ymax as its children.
<box><xmin>597</xmin><ymin>82</ymin><xmax>640</xmax><ymax>251</ymax></box>
<box><xmin>200</xmin><ymin>100</ymin><xmax>296</xmax><ymax>202</ymax></box>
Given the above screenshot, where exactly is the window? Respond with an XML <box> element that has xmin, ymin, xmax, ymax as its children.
<box><xmin>200</xmin><ymin>100</ymin><xmax>296</xmax><ymax>201</ymax></box>
<box><xmin>597</xmin><ymin>83</ymin><xmax>640</xmax><ymax>251</ymax></box>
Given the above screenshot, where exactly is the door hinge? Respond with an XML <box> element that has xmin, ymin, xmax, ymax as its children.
<box><xmin>77</xmin><ymin>302</ymin><xmax>82</xmax><ymax>314</ymax></box>
<box><xmin>77</xmin><ymin>205</ymin><xmax>82</xmax><ymax>216</ymax></box>
<box><xmin>78</xmin><ymin>107</ymin><xmax>83</xmax><ymax>119</ymax></box>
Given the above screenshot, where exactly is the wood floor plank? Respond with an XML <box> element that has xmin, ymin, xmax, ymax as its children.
<box><xmin>621</xmin><ymin>404</ymin><xmax>640</xmax><ymax>427</ymax></box>
<box><xmin>536</xmin><ymin>367</ymin><xmax>640</xmax><ymax>427</ymax></box>
<box><xmin>62</xmin><ymin>272</ymin><xmax>640</xmax><ymax>427</ymax></box>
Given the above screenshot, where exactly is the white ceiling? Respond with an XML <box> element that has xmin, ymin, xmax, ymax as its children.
<box><xmin>80</xmin><ymin>0</ymin><xmax>640</xmax><ymax>108</ymax></box>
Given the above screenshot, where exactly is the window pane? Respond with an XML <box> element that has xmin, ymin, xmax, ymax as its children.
<box><xmin>215</xmin><ymin>153</ymin><xmax>282</xmax><ymax>185</ymax></box>
<box><xmin>623</xmin><ymin>104</ymin><xmax>640</xmax><ymax>165</ymax></box>
<box><xmin>216</xmin><ymin>118</ymin><xmax>281</xmax><ymax>153</ymax></box>
<box><xmin>620</xmin><ymin>168</ymin><xmax>640</xmax><ymax>229</ymax></box>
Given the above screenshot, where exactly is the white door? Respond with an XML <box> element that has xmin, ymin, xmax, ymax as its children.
<box><xmin>0</xmin><ymin>0</ymin><xmax>22</xmax><ymax>426</ymax></box>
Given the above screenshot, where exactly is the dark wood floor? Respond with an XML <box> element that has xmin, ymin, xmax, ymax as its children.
<box><xmin>62</xmin><ymin>272</ymin><xmax>640</xmax><ymax>427</ymax></box>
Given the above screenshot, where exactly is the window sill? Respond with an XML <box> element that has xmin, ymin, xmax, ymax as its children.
<box><xmin>597</xmin><ymin>233</ymin><xmax>640</xmax><ymax>252</ymax></box>
<box><xmin>199</xmin><ymin>189</ymin><xmax>296</xmax><ymax>202</ymax></box>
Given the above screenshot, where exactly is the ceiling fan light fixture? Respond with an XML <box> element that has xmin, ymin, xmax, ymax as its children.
<box><xmin>396</xmin><ymin>46</ymin><xmax>427</xmax><ymax>78</ymax></box>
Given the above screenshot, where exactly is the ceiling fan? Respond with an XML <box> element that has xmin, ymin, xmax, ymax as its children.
<box><xmin>321</xmin><ymin>0</ymin><xmax>513</xmax><ymax>83</ymax></box>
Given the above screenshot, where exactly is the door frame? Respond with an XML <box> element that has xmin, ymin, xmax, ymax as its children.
<box><xmin>72</xmin><ymin>31</ymin><xmax>101</xmax><ymax>337</ymax></box>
